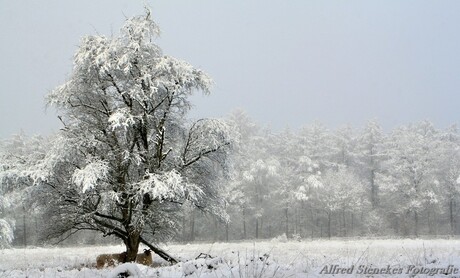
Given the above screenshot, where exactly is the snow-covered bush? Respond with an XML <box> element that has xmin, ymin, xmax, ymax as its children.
<box><xmin>292</xmin><ymin>233</ymin><xmax>302</xmax><ymax>242</ymax></box>
<box><xmin>271</xmin><ymin>233</ymin><xmax>288</xmax><ymax>243</ymax></box>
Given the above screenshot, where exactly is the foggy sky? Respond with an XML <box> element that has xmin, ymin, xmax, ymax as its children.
<box><xmin>1</xmin><ymin>0</ymin><xmax>459</xmax><ymax>138</ymax></box>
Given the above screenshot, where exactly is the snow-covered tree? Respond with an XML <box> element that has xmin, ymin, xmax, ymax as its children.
<box><xmin>330</xmin><ymin>125</ymin><xmax>357</xmax><ymax>168</ymax></box>
<box><xmin>242</xmin><ymin>156</ymin><xmax>281</xmax><ymax>239</ymax></box>
<box><xmin>378</xmin><ymin>122</ymin><xmax>440</xmax><ymax>236</ymax></box>
<box><xmin>318</xmin><ymin>167</ymin><xmax>366</xmax><ymax>238</ymax></box>
<box><xmin>435</xmin><ymin>125</ymin><xmax>460</xmax><ymax>234</ymax></box>
<box><xmin>225</xmin><ymin>110</ymin><xmax>261</xmax><ymax>239</ymax></box>
<box><xmin>298</xmin><ymin>123</ymin><xmax>334</xmax><ymax>169</ymax></box>
<box><xmin>356</xmin><ymin>120</ymin><xmax>385</xmax><ymax>209</ymax></box>
<box><xmin>232</xmin><ymin>126</ymin><xmax>280</xmax><ymax>239</ymax></box>
<box><xmin>0</xmin><ymin>134</ymin><xmax>50</xmax><ymax>248</ymax></box>
<box><xmin>270</xmin><ymin>128</ymin><xmax>322</xmax><ymax>238</ymax></box>
<box><xmin>3</xmin><ymin>11</ymin><xmax>234</xmax><ymax>262</ymax></box>
<box><xmin>0</xmin><ymin>140</ymin><xmax>14</xmax><ymax>248</ymax></box>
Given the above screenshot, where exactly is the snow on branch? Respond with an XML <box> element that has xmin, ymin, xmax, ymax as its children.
<box><xmin>137</xmin><ymin>170</ymin><xmax>203</xmax><ymax>203</ymax></box>
<box><xmin>108</xmin><ymin>108</ymin><xmax>137</xmax><ymax>131</ymax></box>
<box><xmin>121</xmin><ymin>9</ymin><xmax>160</xmax><ymax>43</ymax></box>
<box><xmin>72</xmin><ymin>160</ymin><xmax>109</xmax><ymax>193</ymax></box>
<box><xmin>182</xmin><ymin>119</ymin><xmax>237</xmax><ymax>167</ymax></box>
<box><xmin>155</xmin><ymin>56</ymin><xmax>212</xmax><ymax>94</ymax></box>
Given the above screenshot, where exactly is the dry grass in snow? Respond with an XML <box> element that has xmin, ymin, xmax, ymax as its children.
<box><xmin>1</xmin><ymin>238</ymin><xmax>460</xmax><ymax>277</ymax></box>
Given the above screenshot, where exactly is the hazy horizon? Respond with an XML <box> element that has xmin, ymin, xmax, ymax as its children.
<box><xmin>1</xmin><ymin>0</ymin><xmax>459</xmax><ymax>138</ymax></box>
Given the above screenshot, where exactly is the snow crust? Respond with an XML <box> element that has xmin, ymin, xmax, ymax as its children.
<box><xmin>1</xmin><ymin>238</ymin><xmax>460</xmax><ymax>277</ymax></box>
<box><xmin>107</xmin><ymin>263</ymin><xmax>141</xmax><ymax>278</ymax></box>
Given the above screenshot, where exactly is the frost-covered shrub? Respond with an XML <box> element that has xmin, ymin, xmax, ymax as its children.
<box><xmin>292</xmin><ymin>233</ymin><xmax>302</xmax><ymax>242</ymax></box>
<box><xmin>177</xmin><ymin>254</ymin><xmax>292</xmax><ymax>278</ymax></box>
<box><xmin>271</xmin><ymin>233</ymin><xmax>288</xmax><ymax>243</ymax></box>
<box><xmin>365</xmin><ymin>209</ymin><xmax>390</xmax><ymax>236</ymax></box>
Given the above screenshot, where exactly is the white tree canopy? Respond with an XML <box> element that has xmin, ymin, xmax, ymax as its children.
<box><xmin>1</xmin><ymin>11</ymin><xmax>235</xmax><ymax>261</ymax></box>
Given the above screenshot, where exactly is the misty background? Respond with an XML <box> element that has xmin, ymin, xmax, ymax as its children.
<box><xmin>1</xmin><ymin>0</ymin><xmax>460</xmax><ymax>139</ymax></box>
<box><xmin>1</xmin><ymin>1</ymin><xmax>460</xmax><ymax>248</ymax></box>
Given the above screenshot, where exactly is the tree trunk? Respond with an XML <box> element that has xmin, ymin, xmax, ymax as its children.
<box><xmin>190</xmin><ymin>209</ymin><xmax>196</xmax><ymax>241</ymax></box>
<box><xmin>414</xmin><ymin>211</ymin><xmax>419</xmax><ymax>237</ymax></box>
<box><xmin>427</xmin><ymin>208</ymin><xmax>433</xmax><ymax>235</ymax></box>
<box><xmin>450</xmin><ymin>199</ymin><xmax>455</xmax><ymax>235</ymax></box>
<box><xmin>125</xmin><ymin>231</ymin><xmax>140</xmax><ymax>262</ymax></box>
<box><xmin>327</xmin><ymin>212</ymin><xmax>332</xmax><ymax>239</ymax></box>
<box><xmin>315</xmin><ymin>211</ymin><xmax>320</xmax><ymax>238</ymax></box>
<box><xmin>285</xmin><ymin>207</ymin><xmax>289</xmax><ymax>237</ymax></box>
<box><xmin>23</xmin><ymin>206</ymin><xmax>27</xmax><ymax>247</ymax></box>
<box><xmin>182</xmin><ymin>213</ymin><xmax>187</xmax><ymax>242</ymax></box>
<box><xmin>320</xmin><ymin>220</ymin><xmax>323</xmax><ymax>238</ymax></box>
<box><xmin>242</xmin><ymin>208</ymin><xmax>247</xmax><ymax>239</ymax></box>
<box><xmin>260</xmin><ymin>217</ymin><xmax>264</xmax><ymax>238</ymax></box>
<box><xmin>295</xmin><ymin>207</ymin><xmax>299</xmax><ymax>235</ymax></box>
<box><xmin>311</xmin><ymin>208</ymin><xmax>316</xmax><ymax>239</ymax></box>
<box><xmin>255</xmin><ymin>218</ymin><xmax>259</xmax><ymax>239</ymax></box>
<box><xmin>351</xmin><ymin>213</ymin><xmax>355</xmax><ymax>236</ymax></box>
<box><xmin>342</xmin><ymin>209</ymin><xmax>347</xmax><ymax>237</ymax></box>
<box><xmin>213</xmin><ymin>217</ymin><xmax>218</xmax><ymax>242</ymax></box>
<box><xmin>370</xmin><ymin>169</ymin><xmax>377</xmax><ymax>208</ymax></box>
<box><xmin>225</xmin><ymin>222</ymin><xmax>229</xmax><ymax>242</ymax></box>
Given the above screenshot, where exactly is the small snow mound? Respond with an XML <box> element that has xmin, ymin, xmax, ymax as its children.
<box><xmin>182</xmin><ymin>257</ymin><xmax>224</xmax><ymax>276</ymax></box>
<box><xmin>108</xmin><ymin>263</ymin><xmax>141</xmax><ymax>278</ymax></box>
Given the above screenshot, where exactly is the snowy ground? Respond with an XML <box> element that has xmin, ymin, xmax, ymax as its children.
<box><xmin>1</xmin><ymin>238</ymin><xmax>460</xmax><ymax>277</ymax></box>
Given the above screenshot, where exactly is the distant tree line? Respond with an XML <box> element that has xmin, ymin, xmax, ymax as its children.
<box><xmin>1</xmin><ymin>111</ymin><xmax>459</xmax><ymax>246</ymax></box>
<box><xmin>183</xmin><ymin>111</ymin><xmax>460</xmax><ymax>241</ymax></box>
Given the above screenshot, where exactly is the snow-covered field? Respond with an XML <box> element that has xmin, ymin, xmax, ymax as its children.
<box><xmin>1</xmin><ymin>238</ymin><xmax>460</xmax><ymax>277</ymax></box>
